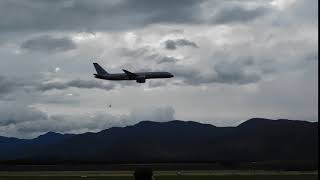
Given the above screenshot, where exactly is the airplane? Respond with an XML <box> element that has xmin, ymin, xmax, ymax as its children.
<box><xmin>93</xmin><ymin>63</ymin><xmax>174</xmax><ymax>83</ymax></box>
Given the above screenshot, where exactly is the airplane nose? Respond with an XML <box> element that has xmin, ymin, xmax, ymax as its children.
<box><xmin>169</xmin><ymin>73</ymin><xmax>174</xmax><ymax>78</ymax></box>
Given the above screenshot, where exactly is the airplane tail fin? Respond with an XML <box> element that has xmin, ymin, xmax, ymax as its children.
<box><xmin>93</xmin><ymin>63</ymin><xmax>109</xmax><ymax>75</ymax></box>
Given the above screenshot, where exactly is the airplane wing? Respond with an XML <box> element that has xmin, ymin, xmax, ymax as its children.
<box><xmin>122</xmin><ymin>69</ymin><xmax>138</xmax><ymax>77</ymax></box>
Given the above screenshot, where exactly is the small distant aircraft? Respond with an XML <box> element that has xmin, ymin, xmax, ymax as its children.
<box><xmin>93</xmin><ymin>63</ymin><xmax>174</xmax><ymax>83</ymax></box>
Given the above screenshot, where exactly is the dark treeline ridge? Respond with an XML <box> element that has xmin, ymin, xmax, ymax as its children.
<box><xmin>0</xmin><ymin>118</ymin><xmax>318</xmax><ymax>171</ymax></box>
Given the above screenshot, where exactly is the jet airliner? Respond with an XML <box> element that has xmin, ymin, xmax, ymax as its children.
<box><xmin>93</xmin><ymin>63</ymin><xmax>174</xmax><ymax>83</ymax></box>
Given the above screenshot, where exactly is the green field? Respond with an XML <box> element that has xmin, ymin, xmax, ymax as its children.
<box><xmin>0</xmin><ymin>171</ymin><xmax>317</xmax><ymax>180</ymax></box>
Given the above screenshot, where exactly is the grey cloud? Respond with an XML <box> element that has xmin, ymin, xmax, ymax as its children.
<box><xmin>119</xmin><ymin>47</ymin><xmax>150</xmax><ymax>58</ymax></box>
<box><xmin>16</xmin><ymin>114</ymin><xmax>115</xmax><ymax>134</ymax></box>
<box><xmin>0</xmin><ymin>105</ymin><xmax>176</xmax><ymax>138</ymax></box>
<box><xmin>37</xmin><ymin>79</ymin><xmax>116</xmax><ymax>91</ymax></box>
<box><xmin>147</xmin><ymin>80</ymin><xmax>168</xmax><ymax>88</ymax></box>
<box><xmin>0</xmin><ymin>103</ymin><xmax>48</xmax><ymax>126</ymax></box>
<box><xmin>0</xmin><ymin>108</ymin><xmax>125</xmax><ymax>138</ymax></box>
<box><xmin>119</xmin><ymin>41</ymin><xmax>262</xmax><ymax>86</ymax></box>
<box><xmin>213</xmin><ymin>61</ymin><xmax>261</xmax><ymax>84</ymax></box>
<box><xmin>118</xmin><ymin>46</ymin><xmax>179</xmax><ymax>67</ymax></box>
<box><xmin>1</xmin><ymin>74</ymin><xmax>116</xmax><ymax>95</ymax></box>
<box><xmin>280</xmin><ymin>0</ymin><xmax>318</xmax><ymax>26</ymax></box>
<box><xmin>0</xmin><ymin>75</ymin><xmax>33</xmax><ymax>97</ymax></box>
<box><xmin>119</xmin><ymin>42</ymin><xmax>261</xmax><ymax>86</ymax></box>
<box><xmin>212</xmin><ymin>5</ymin><xmax>270</xmax><ymax>24</ymax></box>
<box><xmin>0</xmin><ymin>76</ymin><xmax>20</xmax><ymax>95</ymax></box>
<box><xmin>20</xmin><ymin>35</ymin><xmax>76</xmax><ymax>53</ymax></box>
<box><xmin>171</xmin><ymin>57</ymin><xmax>261</xmax><ymax>85</ymax></box>
<box><xmin>164</xmin><ymin>39</ymin><xmax>198</xmax><ymax>50</ymax></box>
<box><xmin>130</xmin><ymin>106</ymin><xmax>175</xmax><ymax>122</ymax></box>
<box><xmin>157</xmin><ymin>56</ymin><xmax>179</xmax><ymax>64</ymax></box>
<box><xmin>305</xmin><ymin>52</ymin><xmax>318</xmax><ymax>62</ymax></box>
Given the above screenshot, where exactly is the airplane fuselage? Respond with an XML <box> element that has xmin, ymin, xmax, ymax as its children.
<box><xmin>93</xmin><ymin>63</ymin><xmax>174</xmax><ymax>83</ymax></box>
<box><xmin>94</xmin><ymin>72</ymin><xmax>173</xmax><ymax>83</ymax></box>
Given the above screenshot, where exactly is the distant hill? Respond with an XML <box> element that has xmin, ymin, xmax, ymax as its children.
<box><xmin>0</xmin><ymin>118</ymin><xmax>318</xmax><ymax>170</ymax></box>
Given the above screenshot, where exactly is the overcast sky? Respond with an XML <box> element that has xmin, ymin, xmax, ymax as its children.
<box><xmin>0</xmin><ymin>0</ymin><xmax>318</xmax><ymax>138</ymax></box>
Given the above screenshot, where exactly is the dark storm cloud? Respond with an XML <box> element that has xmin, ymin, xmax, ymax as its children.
<box><xmin>0</xmin><ymin>0</ymin><xmax>274</xmax><ymax>33</ymax></box>
<box><xmin>20</xmin><ymin>35</ymin><xmax>76</xmax><ymax>53</ymax></box>
<box><xmin>37</xmin><ymin>79</ymin><xmax>116</xmax><ymax>91</ymax></box>
<box><xmin>164</xmin><ymin>39</ymin><xmax>198</xmax><ymax>50</ymax></box>
<box><xmin>122</xmin><ymin>0</ymin><xmax>203</xmax><ymax>23</ymax></box>
<box><xmin>212</xmin><ymin>5</ymin><xmax>270</xmax><ymax>24</ymax></box>
<box><xmin>0</xmin><ymin>0</ymin><xmax>203</xmax><ymax>32</ymax></box>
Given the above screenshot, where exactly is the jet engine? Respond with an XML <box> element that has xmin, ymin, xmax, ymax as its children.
<box><xmin>136</xmin><ymin>76</ymin><xmax>146</xmax><ymax>83</ymax></box>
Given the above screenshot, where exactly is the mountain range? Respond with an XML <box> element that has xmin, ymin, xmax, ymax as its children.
<box><xmin>0</xmin><ymin>118</ymin><xmax>318</xmax><ymax>170</ymax></box>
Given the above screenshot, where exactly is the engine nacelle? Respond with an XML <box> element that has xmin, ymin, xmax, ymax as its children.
<box><xmin>136</xmin><ymin>76</ymin><xmax>146</xmax><ymax>83</ymax></box>
<box><xmin>136</xmin><ymin>78</ymin><xmax>146</xmax><ymax>83</ymax></box>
